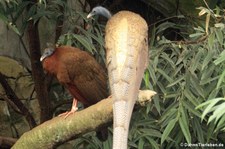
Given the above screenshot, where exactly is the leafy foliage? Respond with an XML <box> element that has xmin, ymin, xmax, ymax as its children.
<box><xmin>0</xmin><ymin>0</ymin><xmax>225</xmax><ymax>149</ymax></box>
<box><xmin>136</xmin><ymin>6</ymin><xmax>225</xmax><ymax>148</ymax></box>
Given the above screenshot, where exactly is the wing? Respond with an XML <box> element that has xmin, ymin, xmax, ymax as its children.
<box><xmin>56</xmin><ymin>47</ymin><xmax>108</xmax><ymax>106</ymax></box>
<box><xmin>105</xmin><ymin>11</ymin><xmax>148</xmax><ymax>149</ymax></box>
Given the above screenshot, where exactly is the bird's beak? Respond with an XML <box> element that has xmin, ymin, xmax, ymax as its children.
<box><xmin>40</xmin><ymin>55</ymin><xmax>46</xmax><ymax>62</ymax></box>
<box><xmin>87</xmin><ymin>12</ymin><xmax>94</xmax><ymax>19</ymax></box>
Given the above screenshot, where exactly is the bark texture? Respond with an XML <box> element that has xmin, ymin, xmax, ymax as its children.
<box><xmin>12</xmin><ymin>90</ymin><xmax>156</xmax><ymax>149</ymax></box>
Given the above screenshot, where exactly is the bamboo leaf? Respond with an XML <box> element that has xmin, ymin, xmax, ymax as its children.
<box><xmin>144</xmin><ymin>70</ymin><xmax>151</xmax><ymax>89</ymax></box>
<box><xmin>160</xmin><ymin>53</ymin><xmax>175</xmax><ymax>69</ymax></box>
<box><xmin>145</xmin><ymin>137</ymin><xmax>159</xmax><ymax>149</ymax></box>
<box><xmin>190</xmin><ymin>74</ymin><xmax>205</xmax><ymax>98</ymax></box>
<box><xmin>207</xmin><ymin>32</ymin><xmax>215</xmax><ymax>50</ymax></box>
<box><xmin>192</xmin><ymin>118</ymin><xmax>204</xmax><ymax>143</ymax></box>
<box><xmin>189</xmin><ymin>32</ymin><xmax>205</xmax><ymax>38</ymax></box>
<box><xmin>183</xmin><ymin>88</ymin><xmax>199</xmax><ymax>107</ymax></box>
<box><xmin>215</xmin><ymin>29</ymin><xmax>224</xmax><ymax>45</ymax></box>
<box><xmin>138</xmin><ymin>138</ymin><xmax>144</xmax><ymax>149</ymax></box>
<box><xmin>148</xmin><ymin>65</ymin><xmax>157</xmax><ymax>85</ymax></box>
<box><xmin>183</xmin><ymin>100</ymin><xmax>202</xmax><ymax>118</ymax></box>
<box><xmin>167</xmin><ymin>76</ymin><xmax>184</xmax><ymax>88</ymax></box>
<box><xmin>207</xmin><ymin>122</ymin><xmax>216</xmax><ymax>142</ymax></box>
<box><xmin>190</xmin><ymin>48</ymin><xmax>203</xmax><ymax>73</ymax></box>
<box><xmin>157</xmin><ymin>68</ymin><xmax>173</xmax><ymax>83</ymax></box>
<box><xmin>214</xmin><ymin>50</ymin><xmax>225</xmax><ymax>65</ymax></box>
<box><xmin>208</xmin><ymin>101</ymin><xmax>225</xmax><ymax>124</ymax></box>
<box><xmin>156</xmin><ymin>22</ymin><xmax>176</xmax><ymax>34</ymax></box>
<box><xmin>8</xmin><ymin>22</ymin><xmax>21</xmax><ymax>35</ymax></box>
<box><xmin>178</xmin><ymin>106</ymin><xmax>191</xmax><ymax>143</ymax></box>
<box><xmin>198</xmin><ymin>98</ymin><xmax>224</xmax><ymax>121</ymax></box>
<box><xmin>72</xmin><ymin>34</ymin><xmax>94</xmax><ymax>53</ymax></box>
<box><xmin>161</xmin><ymin>118</ymin><xmax>177</xmax><ymax>144</ymax></box>
<box><xmin>216</xmin><ymin>69</ymin><xmax>225</xmax><ymax>89</ymax></box>
<box><xmin>201</xmin><ymin>64</ymin><xmax>215</xmax><ymax>82</ymax></box>
<box><xmin>215</xmin><ymin>115</ymin><xmax>225</xmax><ymax>132</ymax></box>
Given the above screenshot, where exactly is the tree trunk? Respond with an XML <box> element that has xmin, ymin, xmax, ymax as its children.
<box><xmin>26</xmin><ymin>1</ymin><xmax>51</xmax><ymax>122</ymax></box>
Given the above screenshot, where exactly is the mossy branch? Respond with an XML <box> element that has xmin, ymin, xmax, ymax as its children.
<box><xmin>12</xmin><ymin>90</ymin><xmax>156</xmax><ymax>149</ymax></box>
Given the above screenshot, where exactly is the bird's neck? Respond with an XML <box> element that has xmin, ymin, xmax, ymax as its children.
<box><xmin>42</xmin><ymin>55</ymin><xmax>58</xmax><ymax>75</ymax></box>
<box><xmin>99</xmin><ymin>7</ymin><xmax>112</xmax><ymax>19</ymax></box>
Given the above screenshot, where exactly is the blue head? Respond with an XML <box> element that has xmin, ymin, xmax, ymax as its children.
<box><xmin>87</xmin><ymin>6</ymin><xmax>112</xmax><ymax>19</ymax></box>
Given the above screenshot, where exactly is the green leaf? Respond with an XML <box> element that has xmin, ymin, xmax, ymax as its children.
<box><xmin>160</xmin><ymin>53</ymin><xmax>175</xmax><ymax>69</ymax></box>
<box><xmin>139</xmin><ymin>128</ymin><xmax>162</xmax><ymax>138</ymax></box>
<box><xmin>8</xmin><ymin>22</ymin><xmax>21</xmax><ymax>35</ymax></box>
<box><xmin>214</xmin><ymin>50</ymin><xmax>225</xmax><ymax>65</ymax></box>
<box><xmin>202</xmin><ymin>49</ymin><xmax>214</xmax><ymax>70</ymax></box>
<box><xmin>153</xmin><ymin>96</ymin><xmax>161</xmax><ymax>115</ymax></box>
<box><xmin>189</xmin><ymin>32</ymin><xmax>205</xmax><ymax>38</ymax></box>
<box><xmin>156</xmin><ymin>22</ymin><xmax>176</xmax><ymax>34</ymax></box>
<box><xmin>178</xmin><ymin>106</ymin><xmax>191</xmax><ymax>143</ymax></box>
<box><xmin>72</xmin><ymin>34</ymin><xmax>94</xmax><ymax>53</ymax></box>
<box><xmin>145</xmin><ymin>137</ymin><xmax>160</xmax><ymax>149</ymax></box>
<box><xmin>167</xmin><ymin>76</ymin><xmax>184</xmax><ymax>88</ymax></box>
<box><xmin>197</xmin><ymin>98</ymin><xmax>224</xmax><ymax>121</ymax></box>
<box><xmin>157</xmin><ymin>82</ymin><xmax>167</xmax><ymax>95</ymax></box>
<box><xmin>183</xmin><ymin>100</ymin><xmax>202</xmax><ymax>118</ymax></box>
<box><xmin>215</xmin><ymin>29</ymin><xmax>223</xmax><ymax>45</ymax></box>
<box><xmin>189</xmin><ymin>48</ymin><xmax>203</xmax><ymax>73</ymax></box>
<box><xmin>192</xmin><ymin>117</ymin><xmax>204</xmax><ymax>143</ymax></box>
<box><xmin>216</xmin><ymin>69</ymin><xmax>225</xmax><ymax>89</ymax></box>
<box><xmin>161</xmin><ymin>118</ymin><xmax>177</xmax><ymax>144</ymax></box>
<box><xmin>148</xmin><ymin>65</ymin><xmax>157</xmax><ymax>85</ymax></box>
<box><xmin>157</xmin><ymin>68</ymin><xmax>173</xmax><ymax>83</ymax></box>
<box><xmin>215</xmin><ymin>23</ymin><xmax>225</xmax><ymax>28</ymax></box>
<box><xmin>143</xmin><ymin>70</ymin><xmax>151</xmax><ymax>89</ymax></box>
<box><xmin>215</xmin><ymin>115</ymin><xmax>225</xmax><ymax>132</ymax></box>
<box><xmin>193</xmin><ymin>26</ymin><xmax>205</xmax><ymax>32</ymax></box>
<box><xmin>207</xmin><ymin>122</ymin><xmax>216</xmax><ymax>142</ymax></box>
<box><xmin>75</xmin><ymin>25</ymin><xmax>104</xmax><ymax>46</ymax></box>
<box><xmin>13</xmin><ymin>1</ymin><xmax>31</xmax><ymax>22</ymax></box>
<box><xmin>138</xmin><ymin>138</ymin><xmax>144</xmax><ymax>149</ymax></box>
<box><xmin>159</xmin><ymin>103</ymin><xmax>178</xmax><ymax>125</ymax></box>
<box><xmin>208</xmin><ymin>101</ymin><xmax>225</xmax><ymax>124</ymax></box>
<box><xmin>201</xmin><ymin>64</ymin><xmax>215</xmax><ymax>83</ymax></box>
<box><xmin>183</xmin><ymin>88</ymin><xmax>199</xmax><ymax>107</ymax></box>
<box><xmin>190</xmin><ymin>74</ymin><xmax>205</xmax><ymax>98</ymax></box>
<box><xmin>208</xmin><ymin>32</ymin><xmax>215</xmax><ymax>49</ymax></box>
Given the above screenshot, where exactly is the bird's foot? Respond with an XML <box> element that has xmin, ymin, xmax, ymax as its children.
<box><xmin>58</xmin><ymin>99</ymin><xmax>78</xmax><ymax>118</ymax></box>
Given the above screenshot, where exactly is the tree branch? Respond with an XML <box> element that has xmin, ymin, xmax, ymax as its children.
<box><xmin>0</xmin><ymin>72</ymin><xmax>37</xmax><ymax>128</ymax></box>
<box><xmin>0</xmin><ymin>136</ymin><xmax>17</xmax><ymax>149</ymax></box>
<box><xmin>12</xmin><ymin>90</ymin><xmax>156</xmax><ymax>149</ymax></box>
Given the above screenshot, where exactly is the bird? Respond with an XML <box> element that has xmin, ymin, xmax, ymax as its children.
<box><xmin>88</xmin><ymin>6</ymin><xmax>149</xmax><ymax>149</ymax></box>
<box><xmin>40</xmin><ymin>45</ymin><xmax>108</xmax><ymax>141</ymax></box>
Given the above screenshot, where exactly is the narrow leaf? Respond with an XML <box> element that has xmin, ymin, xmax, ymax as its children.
<box><xmin>178</xmin><ymin>106</ymin><xmax>191</xmax><ymax>143</ymax></box>
<box><xmin>214</xmin><ymin>50</ymin><xmax>225</xmax><ymax>65</ymax></box>
<box><xmin>161</xmin><ymin>118</ymin><xmax>177</xmax><ymax>144</ymax></box>
<box><xmin>200</xmin><ymin>98</ymin><xmax>224</xmax><ymax>121</ymax></box>
<box><xmin>216</xmin><ymin>69</ymin><xmax>225</xmax><ymax>89</ymax></box>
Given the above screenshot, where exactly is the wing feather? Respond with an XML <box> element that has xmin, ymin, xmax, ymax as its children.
<box><xmin>56</xmin><ymin>46</ymin><xmax>108</xmax><ymax>106</ymax></box>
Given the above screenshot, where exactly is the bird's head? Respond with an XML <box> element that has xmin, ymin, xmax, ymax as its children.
<box><xmin>87</xmin><ymin>6</ymin><xmax>112</xmax><ymax>19</ymax></box>
<box><xmin>40</xmin><ymin>47</ymin><xmax>55</xmax><ymax>62</ymax></box>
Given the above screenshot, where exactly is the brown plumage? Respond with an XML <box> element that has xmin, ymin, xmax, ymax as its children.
<box><xmin>40</xmin><ymin>45</ymin><xmax>108</xmax><ymax>140</ymax></box>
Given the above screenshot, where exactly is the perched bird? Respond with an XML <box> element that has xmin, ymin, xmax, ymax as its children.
<box><xmin>88</xmin><ymin>6</ymin><xmax>148</xmax><ymax>149</ymax></box>
<box><xmin>40</xmin><ymin>45</ymin><xmax>108</xmax><ymax>140</ymax></box>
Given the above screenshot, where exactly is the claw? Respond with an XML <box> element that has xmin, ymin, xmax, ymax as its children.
<box><xmin>58</xmin><ymin>99</ymin><xmax>78</xmax><ymax>118</ymax></box>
